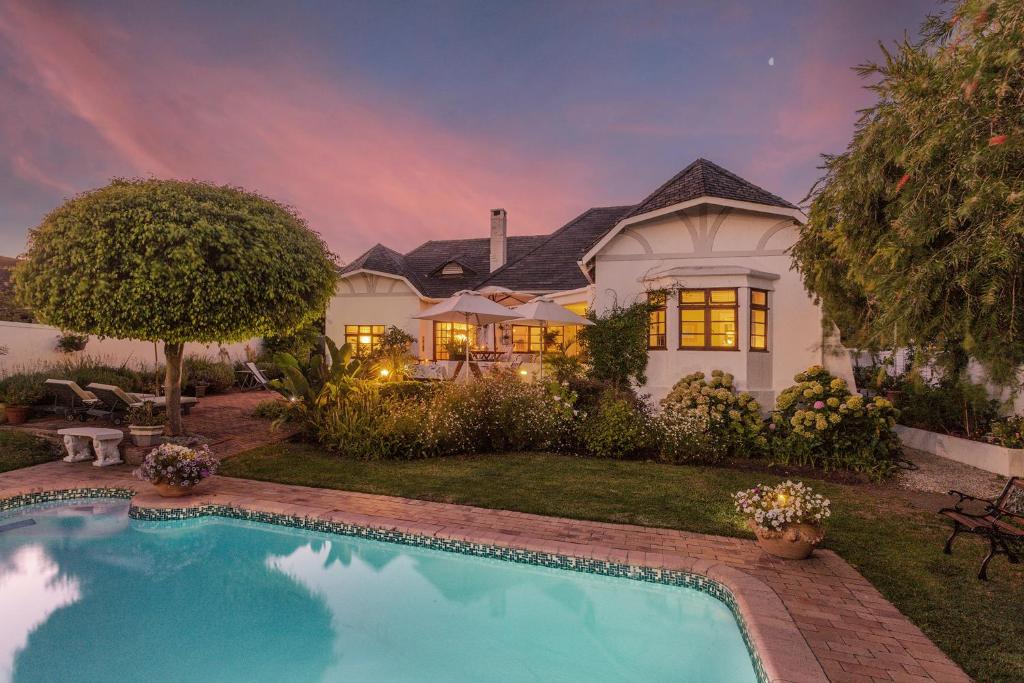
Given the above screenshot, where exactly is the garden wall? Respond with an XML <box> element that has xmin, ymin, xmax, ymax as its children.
<box><xmin>895</xmin><ymin>424</ymin><xmax>1024</xmax><ymax>477</ymax></box>
<box><xmin>0</xmin><ymin>320</ymin><xmax>261</xmax><ymax>372</ymax></box>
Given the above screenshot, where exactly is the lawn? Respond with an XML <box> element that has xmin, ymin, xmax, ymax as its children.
<box><xmin>221</xmin><ymin>444</ymin><xmax>1022</xmax><ymax>683</ymax></box>
<box><xmin>0</xmin><ymin>430</ymin><xmax>60</xmax><ymax>473</ymax></box>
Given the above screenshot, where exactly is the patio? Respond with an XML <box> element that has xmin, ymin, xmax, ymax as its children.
<box><xmin>0</xmin><ymin>458</ymin><xmax>970</xmax><ymax>683</ymax></box>
<box><xmin>4</xmin><ymin>391</ymin><xmax>293</xmax><ymax>463</ymax></box>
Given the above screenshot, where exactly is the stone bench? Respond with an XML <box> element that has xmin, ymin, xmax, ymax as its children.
<box><xmin>57</xmin><ymin>427</ymin><xmax>124</xmax><ymax>467</ymax></box>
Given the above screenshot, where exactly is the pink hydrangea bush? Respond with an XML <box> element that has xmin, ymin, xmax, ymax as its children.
<box><xmin>133</xmin><ymin>443</ymin><xmax>218</xmax><ymax>488</ymax></box>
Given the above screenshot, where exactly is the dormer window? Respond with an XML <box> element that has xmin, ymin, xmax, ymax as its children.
<box><xmin>440</xmin><ymin>262</ymin><xmax>464</xmax><ymax>276</ymax></box>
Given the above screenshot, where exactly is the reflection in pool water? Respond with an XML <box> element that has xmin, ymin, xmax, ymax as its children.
<box><xmin>0</xmin><ymin>500</ymin><xmax>757</xmax><ymax>682</ymax></box>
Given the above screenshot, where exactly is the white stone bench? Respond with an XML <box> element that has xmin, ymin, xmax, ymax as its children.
<box><xmin>57</xmin><ymin>427</ymin><xmax>124</xmax><ymax>467</ymax></box>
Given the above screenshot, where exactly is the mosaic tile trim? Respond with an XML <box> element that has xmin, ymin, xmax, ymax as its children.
<box><xmin>2</xmin><ymin>490</ymin><xmax>767</xmax><ymax>682</ymax></box>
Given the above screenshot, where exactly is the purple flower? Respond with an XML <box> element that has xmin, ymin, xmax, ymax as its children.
<box><xmin>813</xmin><ymin>400</ymin><xmax>825</xmax><ymax>410</ymax></box>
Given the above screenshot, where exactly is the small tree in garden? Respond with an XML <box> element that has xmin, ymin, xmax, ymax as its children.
<box><xmin>15</xmin><ymin>179</ymin><xmax>336</xmax><ymax>435</ymax></box>
<box><xmin>792</xmin><ymin>0</ymin><xmax>1024</xmax><ymax>382</ymax></box>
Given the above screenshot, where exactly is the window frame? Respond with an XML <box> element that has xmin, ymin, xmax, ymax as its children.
<box><xmin>677</xmin><ymin>288</ymin><xmax>740</xmax><ymax>351</ymax></box>
<box><xmin>433</xmin><ymin>321</ymin><xmax>472</xmax><ymax>361</ymax></box>
<box><xmin>647</xmin><ymin>291</ymin><xmax>667</xmax><ymax>350</ymax></box>
<box><xmin>749</xmin><ymin>288</ymin><xmax>769</xmax><ymax>352</ymax></box>
<box><xmin>344</xmin><ymin>324</ymin><xmax>386</xmax><ymax>357</ymax></box>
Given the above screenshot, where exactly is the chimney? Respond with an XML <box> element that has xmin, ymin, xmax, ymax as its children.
<box><xmin>489</xmin><ymin>208</ymin><xmax>507</xmax><ymax>272</ymax></box>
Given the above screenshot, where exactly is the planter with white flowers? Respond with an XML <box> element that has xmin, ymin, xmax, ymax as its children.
<box><xmin>733</xmin><ymin>481</ymin><xmax>831</xmax><ymax>560</ymax></box>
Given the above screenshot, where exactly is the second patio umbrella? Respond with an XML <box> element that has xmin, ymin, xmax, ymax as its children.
<box><xmin>511</xmin><ymin>298</ymin><xmax>593</xmax><ymax>378</ymax></box>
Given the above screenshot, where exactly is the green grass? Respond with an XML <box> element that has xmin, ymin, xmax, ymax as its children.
<box><xmin>0</xmin><ymin>430</ymin><xmax>60</xmax><ymax>473</ymax></box>
<box><xmin>222</xmin><ymin>444</ymin><xmax>1022</xmax><ymax>682</ymax></box>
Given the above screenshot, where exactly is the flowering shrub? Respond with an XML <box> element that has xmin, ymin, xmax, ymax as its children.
<box><xmin>655</xmin><ymin>408</ymin><xmax>726</xmax><ymax>464</ymax></box>
<box><xmin>134</xmin><ymin>443</ymin><xmax>217</xmax><ymax>487</ymax></box>
<box><xmin>771</xmin><ymin>365</ymin><xmax>901</xmax><ymax>478</ymax></box>
<box><xmin>581</xmin><ymin>389</ymin><xmax>654</xmax><ymax>459</ymax></box>
<box><xmin>733</xmin><ymin>480</ymin><xmax>831</xmax><ymax>534</ymax></box>
<box><xmin>986</xmin><ymin>415</ymin><xmax>1024</xmax><ymax>449</ymax></box>
<box><xmin>661</xmin><ymin>370</ymin><xmax>767</xmax><ymax>457</ymax></box>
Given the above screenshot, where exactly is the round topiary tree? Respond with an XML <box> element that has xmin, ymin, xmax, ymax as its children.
<box><xmin>15</xmin><ymin>179</ymin><xmax>337</xmax><ymax>434</ymax></box>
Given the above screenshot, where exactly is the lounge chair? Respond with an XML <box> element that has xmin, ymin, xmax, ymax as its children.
<box><xmin>236</xmin><ymin>362</ymin><xmax>272</xmax><ymax>390</ymax></box>
<box><xmin>85</xmin><ymin>383</ymin><xmax>198</xmax><ymax>424</ymax></box>
<box><xmin>43</xmin><ymin>379</ymin><xmax>102</xmax><ymax>422</ymax></box>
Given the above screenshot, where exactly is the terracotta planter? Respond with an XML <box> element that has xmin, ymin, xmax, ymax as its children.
<box><xmin>751</xmin><ymin>522</ymin><xmax>824</xmax><ymax>560</ymax></box>
<box><xmin>151</xmin><ymin>481</ymin><xmax>193</xmax><ymax>498</ymax></box>
<box><xmin>193</xmin><ymin>384</ymin><xmax>208</xmax><ymax>398</ymax></box>
<box><xmin>4</xmin><ymin>405</ymin><xmax>29</xmax><ymax>425</ymax></box>
<box><xmin>129</xmin><ymin>424</ymin><xmax>165</xmax><ymax>447</ymax></box>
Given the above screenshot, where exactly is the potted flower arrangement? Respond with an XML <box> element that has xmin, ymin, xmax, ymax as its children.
<box><xmin>733</xmin><ymin>481</ymin><xmax>831</xmax><ymax>560</ymax></box>
<box><xmin>1</xmin><ymin>378</ymin><xmax>43</xmax><ymax>425</ymax></box>
<box><xmin>126</xmin><ymin>401</ymin><xmax>166</xmax><ymax>447</ymax></box>
<box><xmin>133</xmin><ymin>443</ymin><xmax>218</xmax><ymax>497</ymax></box>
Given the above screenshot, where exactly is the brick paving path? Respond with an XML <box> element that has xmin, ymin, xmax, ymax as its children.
<box><xmin>0</xmin><ymin>460</ymin><xmax>970</xmax><ymax>682</ymax></box>
<box><xmin>7</xmin><ymin>390</ymin><xmax>294</xmax><ymax>462</ymax></box>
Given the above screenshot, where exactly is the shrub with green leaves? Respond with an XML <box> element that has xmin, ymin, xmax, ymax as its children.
<box><xmin>896</xmin><ymin>372</ymin><xmax>999</xmax><ymax>439</ymax></box>
<box><xmin>655</xmin><ymin>407</ymin><xmax>726</xmax><ymax>464</ymax></box>
<box><xmin>660</xmin><ymin>370</ymin><xmax>766</xmax><ymax>458</ymax></box>
<box><xmin>771</xmin><ymin>365</ymin><xmax>901</xmax><ymax>479</ymax></box>
<box><xmin>182</xmin><ymin>355</ymin><xmax>235</xmax><ymax>393</ymax></box>
<box><xmin>987</xmin><ymin>416</ymin><xmax>1024</xmax><ymax>449</ymax></box>
<box><xmin>581</xmin><ymin>389</ymin><xmax>654</xmax><ymax>459</ymax></box>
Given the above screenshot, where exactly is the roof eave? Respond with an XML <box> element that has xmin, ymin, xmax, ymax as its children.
<box><xmin>337</xmin><ymin>268</ymin><xmax>435</xmax><ymax>301</ymax></box>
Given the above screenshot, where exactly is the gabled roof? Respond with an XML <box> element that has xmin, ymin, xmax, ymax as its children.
<box><xmin>339</xmin><ymin>158</ymin><xmax>797</xmax><ymax>298</ymax></box>
<box><xmin>624</xmin><ymin>158</ymin><xmax>797</xmax><ymax>219</ymax></box>
<box><xmin>476</xmin><ymin>206</ymin><xmax>632</xmax><ymax>292</ymax></box>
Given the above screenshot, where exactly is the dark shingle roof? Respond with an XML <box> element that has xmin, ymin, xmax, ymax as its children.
<box><xmin>624</xmin><ymin>158</ymin><xmax>797</xmax><ymax>219</ymax></box>
<box><xmin>340</xmin><ymin>159</ymin><xmax>795</xmax><ymax>297</ymax></box>
<box><xmin>476</xmin><ymin>206</ymin><xmax>632</xmax><ymax>292</ymax></box>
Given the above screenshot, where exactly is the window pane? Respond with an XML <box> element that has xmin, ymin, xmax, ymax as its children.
<box><xmin>680</xmin><ymin>290</ymin><xmax>705</xmax><ymax>304</ymax></box>
<box><xmin>751</xmin><ymin>309</ymin><xmax>766</xmax><ymax>324</ymax></box>
<box><xmin>751</xmin><ymin>336</ymin><xmax>766</xmax><ymax>350</ymax></box>
<box><xmin>710</xmin><ymin>309</ymin><xmax>735</xmax><ymax>323</ymax></box>
<box><xmin>681</xmin><ymin>334</ymin><xmax>704</xmax><ymax>348</ymax></box>
<box><xmin>710</xmin><ymin>289</ymin><xmax>736</xmax><ymax>304</ymax></box>
<box><xmin>751</xmin><ymin>290</ymin><xmax>767</xmax><ymax>307</ymax></box>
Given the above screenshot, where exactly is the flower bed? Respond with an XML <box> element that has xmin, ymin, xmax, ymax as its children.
<box><xmin>895</xmin><ymin>425</ymin><xmax>1024</xmax><ymax>476</ymax></box>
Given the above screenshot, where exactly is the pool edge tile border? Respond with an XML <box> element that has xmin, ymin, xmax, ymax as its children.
<box><xmin>1</xmin><ymin>487</ymin><xmax>826</xmax><ymax>683</ymax></box>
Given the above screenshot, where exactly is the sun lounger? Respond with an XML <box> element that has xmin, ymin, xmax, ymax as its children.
<box><xmin>43</xmin><ymin>379</ymin><xmax>102</xmax><ymax>422</ymax></box>
<box><xmin>236</xmin><ymin>361</ymin><xmax>272</xmax><ymax>390</ymax></box>
<box><xmin>85</xmin><ymin>383</ymin><xmax>198</xmax><ymax>424</ymax></box>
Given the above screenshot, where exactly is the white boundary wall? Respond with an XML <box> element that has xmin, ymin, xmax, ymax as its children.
<box><xmin>0</xmin><ymin>320</ymin><xmax>261</xmax><ymax>373</ymax></box>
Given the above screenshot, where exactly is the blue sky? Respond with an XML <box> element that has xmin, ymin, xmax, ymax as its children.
<box><xmin>0</xmin><ymin>0</ymin><xmax>936</xmax><ymax>259</ymax></box>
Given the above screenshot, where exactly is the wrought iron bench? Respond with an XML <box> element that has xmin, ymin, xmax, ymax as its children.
<box><xmin>940</xmin><ymin>477</ymin><xmax>1023</xmax><ymax>579</ymax></box>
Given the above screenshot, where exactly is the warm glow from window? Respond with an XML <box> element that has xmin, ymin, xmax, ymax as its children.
<box><xmin>345</xmin><ymin>325</ymin><xmax>385</xmax><ymax>357</ymax></box>
<box><xmin>750</xmin><ymin>289</ymin><xmax>769</xmax><ymax>351</ymax></box>
<box><xmin>433</xmin><ymin>322</ymin><xmax>472</xmax><ymax>360</ymax></box>
<box><xmin>679</xmin><ymin>289</ymin><xmax>737</xmax><ymax>350</ymax></box>
<box><xmin>648</xmin><ymin>291</ymin><xmax>666</xmax><ymax>349</ymax></box>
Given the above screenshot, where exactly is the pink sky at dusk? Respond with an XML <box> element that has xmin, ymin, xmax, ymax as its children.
<box><xmin>0</xmin><ymin>0</ymin><xmax>935</xmax><ymax>261</ymax></box>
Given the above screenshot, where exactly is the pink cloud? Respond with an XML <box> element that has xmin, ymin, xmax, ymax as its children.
<box><xmin>0</xmin><ymin>0</ymin><xmax>597</xmax><ymax>259</ymax></box>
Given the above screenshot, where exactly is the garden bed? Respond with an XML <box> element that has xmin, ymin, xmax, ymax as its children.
<box><xmin>895</xmin><ymin>424</ymin><xmax>1024</xmax><ymax>477</ymax></box>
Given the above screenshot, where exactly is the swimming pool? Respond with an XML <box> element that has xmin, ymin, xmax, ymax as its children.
<box><xmin>0</xmin><ymin>497</ymin><xmax>759</xmax><ymax>682</ymax></box>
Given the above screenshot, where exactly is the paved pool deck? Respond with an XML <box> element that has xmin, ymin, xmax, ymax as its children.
<box><xmin>0</xmin><ymin>460</ymin><xmax>970</xmax><ymax>683</ymax></box>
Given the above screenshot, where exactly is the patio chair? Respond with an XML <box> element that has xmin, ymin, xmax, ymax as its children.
<box><xmin>43</xmin><ymin>379</ymin><xmax>102</xmax><ymax>422</ymax></box>
<box><xmin>236</xmin><ymin>362</ymin><xmax>272</xmax><ymax>390</ymax></box>
<box><xmin>85</xmin><ymin>383</ymin><xmax>198</xmax><ymax>424</ymax></box>
<box><xmin>940</xmin><ymin>477</ymin><xmax>1024</xmax><ymax>579</ymax></box>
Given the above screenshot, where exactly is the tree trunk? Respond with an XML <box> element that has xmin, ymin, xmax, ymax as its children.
<box><xmin>164</xmin><ymin>342</ymin><xmax>185</xmax><ymax>436</ymax></box>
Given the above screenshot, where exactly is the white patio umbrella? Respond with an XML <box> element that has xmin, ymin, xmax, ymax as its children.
<box><xmin>413</xmin><ymin>290</ymin><xmax>522</xmax><ymax>379</ymax></box>
<box><xmin>511</xmin><ymin>298</ymin><xmax>593</xmax><ymax>377</ymax></box>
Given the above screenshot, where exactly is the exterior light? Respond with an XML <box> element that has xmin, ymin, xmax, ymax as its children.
<box><xmin>379</xmin><ymin>368</ymin><xmax>390</xmax><ymax>377</ymax></box>
<box><xmin>777</xmin><ymin>493</ymin><xmax>787</xmax><ymax>505</ymax></box>
<box><xmin>359</xmin><ymin>335</ymin><xmax>372</xmax><ymax>344</ymax></box>
<box><xmin>519</xmin><ymin>369</ymin><xmax>528</xmax><ymax>376</ymax></box>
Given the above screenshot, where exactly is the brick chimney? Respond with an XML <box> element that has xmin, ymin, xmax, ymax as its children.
<box><xmin>489</xmin><ymin>208</ymin><xmax>507</xmax><ymax>272</ymax></box>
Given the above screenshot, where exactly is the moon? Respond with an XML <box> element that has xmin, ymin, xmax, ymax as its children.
<box><xmin>768</xmin><ymin>57</ymin><xmax>774</xmax><ymax>66</ymax></box>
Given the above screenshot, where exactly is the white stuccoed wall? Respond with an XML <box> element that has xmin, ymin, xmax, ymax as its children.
<box><xmin>0</xmin><ymin>320</ymin><xmax>261</xmax><ymax>372</ymax></box>
<box><xmin>590</xmin><ymin>205</ymin><xmax>855</xmax><ymax>405</ymax></box>
<box><xmin>325</xmin><ymin>273</ymin><xmax>434</xmax><ymax>359</ymax></box>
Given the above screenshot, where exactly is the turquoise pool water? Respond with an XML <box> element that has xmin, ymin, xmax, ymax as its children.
<box><xmin>0</xmin><ymin>499</ymin><xmax>757</xmax><ymax>682</ymax></box>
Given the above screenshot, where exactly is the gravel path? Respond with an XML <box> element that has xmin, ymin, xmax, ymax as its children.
<box><xmin>897</xmin><ymin>447</ymin><xmax>1008</xmax><ymax>498</ymax></box>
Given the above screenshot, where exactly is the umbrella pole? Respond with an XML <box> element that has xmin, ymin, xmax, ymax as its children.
<box><xmin>539</xmin><ymin>324</ymin><xmax>545</xmax><ymax>379</ymax></box>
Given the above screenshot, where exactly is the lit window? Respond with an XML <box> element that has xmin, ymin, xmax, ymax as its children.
<box><xmin>750</xmin><ymin>289</ymin><xmax>769</xmax><ymax>351</ymax></box>
<box><xmin>679</xmin><ymin>289</ymin><xmax>738</xmax><ymax>350</ymax></box>
<box><xmin>512</xmin><ymin>325</ymin><xmax>543</xmax><ymax>353</ymax></box>
<box><xmin>648</xmin><ymin>291</ymin><xmax>666</xmax><ymax>349</ymax></box>
<box><xmin>344</xmin><ymin>324</ymin><xmax>385</xmax><ymax>357</ymax></box>
<box><xmin>433</xmin><ymin>321</ymin><xmax>473</xmax><ymax>360</ymax></box>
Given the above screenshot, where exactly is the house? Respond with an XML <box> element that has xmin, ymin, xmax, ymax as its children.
<box><xmin>327</xmin><ymin>159</ymin><xmax>854</xmax><ymax>405</ymax></box>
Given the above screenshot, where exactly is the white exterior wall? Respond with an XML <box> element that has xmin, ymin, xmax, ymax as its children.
<box><xmin>589</xmin><ymin>205</ymin><xmax>854</xmax><ymax>405</ymax></box>
<box><xmin>0</xmin><ymin>320</ymin><xmax>260</xmax><ymax>372</ymax></box>
<box><xmin>325</xmin><ymin>272</ymin><xmax>431</xmax><ymax>359</ymax></box>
